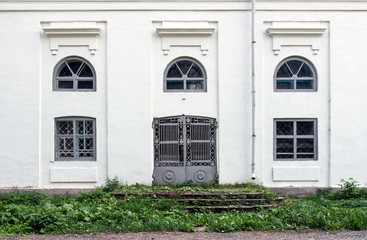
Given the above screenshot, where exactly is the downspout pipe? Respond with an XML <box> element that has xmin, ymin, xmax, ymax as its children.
<box><xmin>251</xmin><ymin>0</ymin><xmax>256</xmax><ymax>180</ymax></box>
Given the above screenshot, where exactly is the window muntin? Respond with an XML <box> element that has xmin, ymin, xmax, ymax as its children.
<box><xmin>274</xmin><ymin>119</ymin><xmax>317</xmax><ymax>160</ymax></box>
<box><xmin>55</xmin><ymin>118</ymin><xmax>96</xmax><ymax>161</ymax></box>
<box><xmin>274</xmin><ymin>57</ymin><xmax>316</xmax><ymax>91</ymax></box>
<box><xmin>53</xmin><ymin>56</ymin><xmax>96</xmax><ymax>91</ymax></box>
<box><xmin>164</xmin><ymin>58</ymin><xmax>206</xmax><ymax>92</ymax></box>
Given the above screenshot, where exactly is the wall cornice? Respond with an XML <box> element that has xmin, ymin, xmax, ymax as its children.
<box><xmin>2</xmin><ymin>0</ymin><xmax>367</xmax><ymax>2</ymax></box>
<box><xmin>2</xmin><ymin>0</ymin><xmax>367</xmax><ymax>11</ymax></box>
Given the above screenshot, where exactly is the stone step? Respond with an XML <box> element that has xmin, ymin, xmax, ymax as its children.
<box><xmin>185</xmin><ymin>204</ymin><xmax>274</xmax><ymax>212</ymax></box>
<box><xmin>112</xmin><ymin>191</ymin><xmax>283</xmax><ymax>212</ymax></box>
<box><xmin>113</xmin><ymin>191</ymin><xmax>265</xmax><ymax>199</ymax></box>
<box><xmin>177</xmin><ymin>198</ymin><xmax>266</xmax><ymax>205</ymax></box>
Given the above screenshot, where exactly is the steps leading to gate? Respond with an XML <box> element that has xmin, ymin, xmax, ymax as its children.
<box><xmin>113</xmin><ymin>191</ymin><xmax>284</xmax><ymax>212</ymax></box>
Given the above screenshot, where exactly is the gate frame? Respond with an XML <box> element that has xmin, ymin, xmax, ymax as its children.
<box><xmin>152</xmin><ymin>115</ymin><xmax>218</xmax><ymax>184</ymax></box>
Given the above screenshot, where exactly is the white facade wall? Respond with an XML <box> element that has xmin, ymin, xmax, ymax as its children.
<box><xmin>0</xmin><ymin>0</ymin><xmax>366</xmax><ymax>188</ymax></box>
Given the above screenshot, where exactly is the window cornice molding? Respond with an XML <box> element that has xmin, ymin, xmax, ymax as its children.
<box><xmin>267</xmin><ymin>27</ymin><xmax>326</xmax><ymax>37</ymax></box>
<box><xmin>156</xmin><ymin>27</ymin><xmax>215</xmax><ymax>37</ymax></box>
<box><xmin>43</xmin><ymin>27</ymin><xmax>101</xmax><ymax>37</ymax></box>
<box><xmin>42</xmin><ymin>21</ymin><xmax>101</xmax><ymax>55</ymax></box>
<box><xmin>155</xmin><ymin>21</ymin><xmax>215</xmax><ymax>55</ymax></box>
<box><xmin>266</xmin><ymin>21</ymin><xmax>327</xmax><ymax>55</ymax></box>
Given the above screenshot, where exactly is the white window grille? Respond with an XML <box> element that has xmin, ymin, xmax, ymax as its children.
<box><xmin>53</xmin><ymin>56</ymin><xmax>96</xmax><ymax>91</ymax></box>
<box><xmin>55</xmin><ymin>118</ymin><xmax>96</xmax><ymax>161</ymax></box>
<box><xmin>274</xmin><ymin>57</ymin><xmax>317</xmax><ymax>91</ymax></box>
<box><xmin>274</xmin><ymin>119</ymin><xmax>317</xmax><ymax>160</ymax></box>
<box><xmin>164</xmin><ymin>57</ymin><xmax>206</xmax><ymax>92</ymax></box>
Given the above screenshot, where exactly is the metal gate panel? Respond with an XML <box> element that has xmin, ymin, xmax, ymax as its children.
<box><xmin>153</xmin><ymin>115</ymin><xmax>217</xmax><ymax>184</ymax></box>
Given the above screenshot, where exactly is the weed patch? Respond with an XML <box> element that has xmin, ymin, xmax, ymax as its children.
<box><xmin>1</xmin><ymin>180</ymin><xmax>367</xmax><ymax>236</ymax></box>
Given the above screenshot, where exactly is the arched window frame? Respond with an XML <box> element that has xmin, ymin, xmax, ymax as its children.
<box><xmin>53</xmin><ymin>56</ymin><xmax>96</xmax><ymax>91</ymax></box>
<box><xmin>274</xmin><ymin>56</ymin><xmax>317</xmax><ymax>92</ymax></box>
<box><xmin>55</xmin><ymin>117</ymin><xmax>96</xmax><ymax>161</ymax></box>
<box><xmin>164</xmin><ymin>57</ymin><xmax>207</xmax><ymax>92</ymax></box>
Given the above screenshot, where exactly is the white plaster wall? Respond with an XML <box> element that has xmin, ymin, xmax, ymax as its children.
<box><xmin>107</xmin><ymin>12</ymin><xmax>153</xmax><ymax>184</ymax></box>
<box><xmin>329</xmin><ymin>13</ymin><xmax>367</xmax><ymax>187</ymax></box>
<box><xmin>0</xmin><ymin>12</ymin><xmax>40</xmax><ymax>187</ymax></box>
<box><xmin>1</xmin><ymin>1</ymin><xmax>367</xmax><ymax>188</ymax></box>
<box><xmin>216</xmin><ymin>13</ymin><xmax>252</xmax><ymax>183</ymax></box>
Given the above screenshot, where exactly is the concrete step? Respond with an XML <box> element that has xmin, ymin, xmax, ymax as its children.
<box><xmin>185</xmin><ymin>204</ymin><xmax>274</xmax><ymax>212</ymax></box>
<box><xmin>177</xmin><ymin>198</ymin><xmax>266</xmax><ymax>205</ymax></box>
<box><xmin>113</xmin><ymin>191</ymin><xmax>265</xmax><ymax>199</ymax></box>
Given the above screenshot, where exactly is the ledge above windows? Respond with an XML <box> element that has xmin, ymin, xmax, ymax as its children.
<box><xmin>266</xmin><ymin>21</ymin><xmax>327</xmax><ymax>55</ymax></box>
<box><xmin>42</xmin><ymin>21</ymin><xmax>101</xmax><ymax>55</ymax></box>
<box><xmin>155</xmin><ymin>21</ymin><xmax>215</xmax><ymax>55</ymax></box>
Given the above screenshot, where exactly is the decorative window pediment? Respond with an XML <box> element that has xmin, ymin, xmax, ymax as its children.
<box><xmin>156</xmin><ymin>21</ymin><xmax>215</xmax><ymax>55</ymax></box>
<box><xmin>266</xmin><ymin>22</ymin><xmax>327</xmax><ymax>55</ymax></box>
<box><xmin>42</xmin><ymin>21</ymin><xmax>101</xmax><ymax>55</ymax></box>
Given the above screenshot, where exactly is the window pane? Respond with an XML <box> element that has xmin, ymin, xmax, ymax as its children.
<box><xmin>276</xmin><ymin>80</ymin><xmax>294</xmax><ymax>89</ymax></box>
<box><xmin>59</xmin><ymin>152</ymin><xmax>74</xmax><ymax>158</ymax></box>
<box><xmin>188</xmin><ymin>63</ymin><xmax>203</xmax><ymax>78</ymax></box>
<box><xmin>176</xmin><ymin>60</ymin><xmax>193</xmax><ymax>75</ymax></box>
<box><xmin>276</xmin><ymin>138</ymin><xmax>294</xmax><ymax>153</ymax></box>
<box><xmin>286</xmin><ymin>60</ymin><xmax>302</xmax><ymax>74</ymax></box>
<box><xmin>276</xmin><ymin>64</ymin><xmax>292</xmax><ymax>78</ymax></box>
<box><xmin>276</xmin><ymin>154</ymin><xmax>294</xmax><ymax>159</ymax></box>
<box><xmin>78</xmin><ymin>137</ymin><xmax>85</xmax><ymax>150</ymax></box>
<box><xmin>77</xmin><ymin>121</ymin><xmax>84</xmax><ymax>134</ymax></box>
<box><xmin>59</xmin><ymin>137</ymin><xmax>74</xmax><ymax>151</ymax></box>
<box><xmin>67</xmin><ymin>61</ymin><xmax>82</xmax><ymax>74</ymax></box>
<box><xmin>296</xmin><ymin>80</ymin><xmax>313</xmax><ymax>89</ymax></box>
<box><xmin>297</xmin><ymin>121</ymin><xmax>314</xmax><ymax>135</ymax></box>
<box><xmin>57</xmin><ymin>121</ymin><xmax>73</xmax><ymax>134</ymax></box>
<box><xmin>186</xmin><ymin>80</ymin><xmax>204</xmax><ymax>90</ymax></box>
<box><xmin>276</xmin><ymin>121</ymin><xmax>293</xmax><ymax>135</ymax></box>
<box><xmin>85</xmin><ymin>121</ymin><xmax>94</xmax><ymax>134</ymax></box>
<box><xmin>58</xmin><ymin>81</ymin><xmax>73</xmax><ymax>89</ymax></box>
<box><xmin>297</xmin><ymin>154</ymin><xmax>314</xmax><ymax>159</ymax></box>
<box><xmin>297</xmin><ymin>139</ymin><xmax>314</xmax><ymax>154</ymax></box>
<box><xmin>58</xmin><ymin>64</ymin><xmax>72</xmax><ymax>77</ymax></box>
<box><xmin>77</xmin><ymin>81</ymin><xmax>93</xmax><ymax>89</ymax></box>
<box><xmin>298</xmin><ymin>64</ymin><xmax>313</xmax><ymax>77</ymax></box>
<box><xmin>167</xmin><ymin>81</ymin><xmax>184</xmax><ymax>90</ymax></box>
<box><xmin>79</xmin><ymin>66</ymin><xmax>93</xmax><ymax>77</ymax></box>
<box><xmin>167</xmin><ymin>64</ymin><xmax>182</xmax><ymax>78</ymax></box>
<box><xmin>79</xmin><ymin>152</ymin><xmax>94</xmax><ymax>158</ymax></box>
<box><xmin>85</xmin><ymin>138</ymin><xmax>94</xmax><ymax>149</ymax></box>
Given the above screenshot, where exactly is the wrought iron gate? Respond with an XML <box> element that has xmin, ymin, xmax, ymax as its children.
<box><xmin>153</xmin><ymin>115</ymin><xmax>218</xmax><ymax>184</ymax></box>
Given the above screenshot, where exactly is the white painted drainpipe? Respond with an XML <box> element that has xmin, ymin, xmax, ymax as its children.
<box><xmin>251</xmin><ymin>0</ymin><xmax>256</xmax><ymax>180</ymax></box>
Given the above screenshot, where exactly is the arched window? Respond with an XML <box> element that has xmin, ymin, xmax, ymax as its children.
<box><xmin>53</xmin><ymin>56</ymin><xmax>96</xmax><ymax>91</ymax></box>
<box><xmin>164</xmin><ymin>57</ymin><xmax>206</xmax><ymax>92</ymax></box>
<box><xmin>274</xmin><ymin>57</ymin><xmax>317</xmax><ymax>91</ymax></box>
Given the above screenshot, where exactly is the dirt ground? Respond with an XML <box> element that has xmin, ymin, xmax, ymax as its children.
<box><xmin>1</xmin><ymin>231</ymin><xmax>367</xmax><ymax>240</ymax></box>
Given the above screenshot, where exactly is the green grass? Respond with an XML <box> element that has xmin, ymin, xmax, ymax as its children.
<box><xmin>1</xmin><ymin>179</ymin><xmax>367</xmax><ymax>236</ymax></box>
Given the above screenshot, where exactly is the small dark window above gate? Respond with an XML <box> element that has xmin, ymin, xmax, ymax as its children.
<box><xmin>164</xmin><ymin>58</ymin><xmax>207</xmax><ymax>92</ymax></box>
